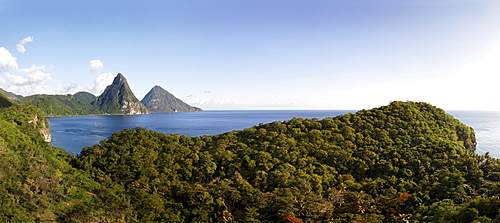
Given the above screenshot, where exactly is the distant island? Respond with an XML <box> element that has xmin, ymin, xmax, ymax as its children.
<box><xmin>0</xmin><ymin>73</ymin><xmax>202</xmax><ymax>116</ymax></box>
<box><xmin>142</xmin><ymin>85</ymin><xmax>203</xmax><ymax>113</ymax></box>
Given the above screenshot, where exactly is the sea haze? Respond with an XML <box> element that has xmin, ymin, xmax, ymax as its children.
<box><xmin>49</xmin><ymin>110</ymin><xmax>500</xmax><ymax>158</ymax></box>
<box><xmin>48</xmin><ymin>110</ymin><xmax>354</xmax><ymax>154</ymax></box>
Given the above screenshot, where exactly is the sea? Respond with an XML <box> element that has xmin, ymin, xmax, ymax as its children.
<box><xmin>48</xmin><ymin>110</ymin><xmax>500</xmax><ymax>158</ymax></box>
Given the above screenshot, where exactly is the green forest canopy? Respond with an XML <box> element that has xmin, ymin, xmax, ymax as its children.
<box><xmin>19</xmin><ymin>94</ymin><xmax>105</xmax><ymax>116</ymax></box>
<box><xmin>1</xmin><ymin>101</ymin><xmax>500</xmax><ymax>222</ymax></box>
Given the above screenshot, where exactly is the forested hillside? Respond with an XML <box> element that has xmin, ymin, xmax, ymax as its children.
<box><xmin>73</xmin><ymin>91</ymin><xmax>97</xmax><ymax>104</ymax></box>
<box><xmin>71</xmin><ymin>101</ymin><xmax>500</xmax><ymax>222</ymax></box>
<box><xmin>0</xmin><ymin>93</ymin><xmax>14</xmax><ymax>108</ymax></box>
<box><xmin>2</xmin><ymin>101</ymin><xmax>500</xmax><ymax>222</ymax></box>
<box><xmin>19</xmin><ymin>94</ymin><xmax>105</xmax><ymax>116</ymax></box>
<box><xmin>0</xmin><ymin>88</ymin><xmax>23</xmax><ymax>100</ymax></box>
<box><xmin>0</xmin><ymin>103</ymin><xmax>99</xmax><ymax>221</ymax></box>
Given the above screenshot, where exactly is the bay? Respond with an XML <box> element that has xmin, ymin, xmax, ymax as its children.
<box><xmin>48</xmin><ymin>110</ymin><xmax>500</xmax><ymax>158</ymax></box>
<box><xmin>48</xmin><ymin>110</ymin><xmax>354</xmax><ymax>154</ymax></box>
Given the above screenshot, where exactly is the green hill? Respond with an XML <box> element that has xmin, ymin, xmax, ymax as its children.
<box><xmin>73</xmin><ymin>91</ymin><xmax>97</xmax><ymax>104</ymax></box>
<box><xmin>0</xmin><ymin>93</ymin><xmax>14</xmax><ymax>108</ymax></box>
<box><xmin>0</xmin><ymin>88</ymin><xmax>23</xmax><ymax>100</ymax></box>
<box><xmin>0</xmin><ymin>103</ymin><xmax>100</xmax><ymax>221</ymax></box>
<box><xmin>141</xmin><ymin>85</ymin><xmax>202</xmax><ymax>113</ymax></box>
<box><xmin>5</xmin><ymin>100</ymin><xmax>500</xmax><ymax>222</ymax></box>
<box><xmin>71</xmin><ymin>101</ymin><xmax>500</xmax><ymax>222</ymax></box>
<box><xmin>20</xmin><ymin>94</ymin><xmax>105</xmax><ymax>116</ymax></box>
<box><xmin>93</xmin><ymin>73</ymin><xmax>149</xmax><ymax>115</ymax></box>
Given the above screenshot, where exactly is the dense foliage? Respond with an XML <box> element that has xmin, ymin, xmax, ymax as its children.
<box><xmin>73</xmin><ymin>91</ymin><xmax>97</xmax><ymax>104</ymax></box>
<box><xmin>0</xmin><ymin>93</ymin><xmax>13</xmax><ymax>108</ymax></box>
<box><xmin>19</xmin><ymin>94</ymin><xmax>105</xmax><ymax>116</ymax></box>
<box><xmin>3</xmin><ymin>100</ymin><xmax>500</xmax><ymax>222</ymax></box>
<box><xmin>71</xmin><ymin>101</ymin><xmax>500</xmax><ymax>222</ymax></box>
<box><xmin>0</xmin><ymin>104</ymin><xmax>99</xmax><ymax>221</ymax></box>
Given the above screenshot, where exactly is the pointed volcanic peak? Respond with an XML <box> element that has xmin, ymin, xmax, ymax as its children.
<box><xmin>113</xmin><ymin>72</ymin><xmax>127</xmax><ymax>85</ymax></box>
<box><xmin>141</xmin><ymin>85</ymin><xmax>202</xmax><ymax>113</ymax></box>
<box><xmin>93</xmin><ymin>73</ymin><xmax>149</xmax><ymax>115</ymax></box>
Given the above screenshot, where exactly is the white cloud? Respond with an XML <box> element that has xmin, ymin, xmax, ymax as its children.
<box><xmin>1</xmin><ymin>65</ymin><xmax>53</xmax><ymax>95</ymax></box>
<box><xmin>89</xmin><ymin>59</ymin><xmax>104</xmax><ymax>73</ymax></box>
<box><xmin>0</xmin><ymin>47</ymin><xmax>53</xmax><ymax>96</ymax></box>
<box><xmin>16</xmin><ymin>36</ymin><xmax>34</xmax><ymax>53</ymax></box>
<box><xmin>56</xmin><ymin>83</ymin><xmax>89</xmax><ymax>94</ymax></box>
<box><xmin>1</xmin><ymin>74</ymin><xmax>52</xmax><ymax>96</ymax></box>
<box><xmin>0</xmin><ymin>47</ymin><xmax>19</xmax><ymax>73</ymax></box>
<box><xmin>91</xmin><ymin>72</ymin><xmax>114</xmax><ymax>95</ymax></box>
<box><xmin>4</xmin><ymin>73</ymin><xmax>29</xmax><ymax>85</ymax></box>
<box><xmin>18</xmin><ymin>65</ymin><xmax>52</xmax><ymax>84</ymax></box>
<box><xmin>186</xmin><ymin>95</ymin><xmax>237</xmax><ymax>107</ymax></box>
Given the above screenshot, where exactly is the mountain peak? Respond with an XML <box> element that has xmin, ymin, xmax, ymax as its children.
<box><xmin>112</xmin><ymin>73</ymin><xmax>127</xmax><ymax>85</ymax></box>
<box><xmin>152</xmin><ymin>85</ymin><xmax>164</xmax><ymax>91</ymax></box>
<box><xmin>94</xmin><ymin>73</ymin><xmax>149</xmax><ymax>115</ymax></box>
<box><xmin>141</xmin><ymin>85</ymin><xmax>202</xmax><ymax>113</ymax></box>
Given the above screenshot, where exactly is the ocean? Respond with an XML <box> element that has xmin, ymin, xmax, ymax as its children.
<box><xmin>48</xmin><ymin>110</ymin><xmax>500</xmax><ymax>157</ymax></box>
<box><xmin>448</xmin><ymin>111</ymin><xmax>500</xmax><ymax>158</ymax></box>
<box><xmin>48</xmin><ymin>110</ymin><xmax>353</xmax><ymax>154</ymax></box>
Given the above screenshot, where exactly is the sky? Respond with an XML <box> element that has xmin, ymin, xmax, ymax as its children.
<box><xmin>1</xmin><ymin>0</ymin><xmax>500</xmax><ymax>110</ymax></box>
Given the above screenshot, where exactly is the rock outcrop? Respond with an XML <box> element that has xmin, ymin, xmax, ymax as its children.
<box><xmin>28</xmin><ymin>113</ymin><xmax>52</xmax><ymax>142</ymax></box>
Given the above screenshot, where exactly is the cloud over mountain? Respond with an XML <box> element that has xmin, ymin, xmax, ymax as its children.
<box><xmin>56</xmin><ymin>83</ymin><xmax>89</xmax><ymax>94</ymax></box>
<box><xmin>91</xmin><ymin>72</ymin><xmax>114</xmax><ymax>95</ymax></box>
<box><xmin>16</xmin><ymin>36</ymin><xmax>34</xmax><ymax>53</ymax></box>
<box><xmin>2</xmin><ymin>65</ymin><xmax>52</xmax><ymax>95</ymax></box>
<box><xmin>0</xmin><ymin>44</ymin><xmax>53</xmax><ymax>96</ymax></box>
<box><xmin>18</xmin><ymin>65</ymin><xmax>51</xmax><ymax>84</ymax></box>
<box><xmin>1</xmin><ymin>39</ymin><xmax>114</xmax><ymax>97</ymax></box>
<box><xmin>0</xmin><ymin>47</ymin><xmax>19</xmax><ymax>72</ymax></box>
<box><xmin>89</xmin><ymin>59</ymin><xmax>104</xmax><ymax>73</ymax></box>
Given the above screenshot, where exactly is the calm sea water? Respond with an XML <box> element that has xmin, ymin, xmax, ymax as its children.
<box><xmin>48</xmin><ymin>110</ymin><xmax>500</xmax><ymax>157</ymax></box>
<box><xmin>48</xmin><ymin>110</ymin><xmax>353</xmax><ymax>154</ymax></box>
<box><xmin>448</xmin><ymin>111</ymin><xmax>500</xmax><ymax>158</ymax></box>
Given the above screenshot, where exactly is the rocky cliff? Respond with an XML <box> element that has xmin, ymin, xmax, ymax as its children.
<box><xmin>28</xmin><ymin>113</ymin><xmax>51</xmax><ymax>142</ymax></box>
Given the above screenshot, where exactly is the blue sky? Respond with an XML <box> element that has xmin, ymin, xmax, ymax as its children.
<box><xmin>1</xmin><ymin>0</ymin><xmax>500</xmax><ymax>110</ymax></box>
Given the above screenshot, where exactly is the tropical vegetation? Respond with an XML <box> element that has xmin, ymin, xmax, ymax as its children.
<box><xmin>1</xmin><ymin>99</ymin><xmax>500</xmax><ymax>222</ymax></box>
<box><xmin>19</xmin><ymin>93</ymin><xmax>105</xmax><ymax>116</ymax></box>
